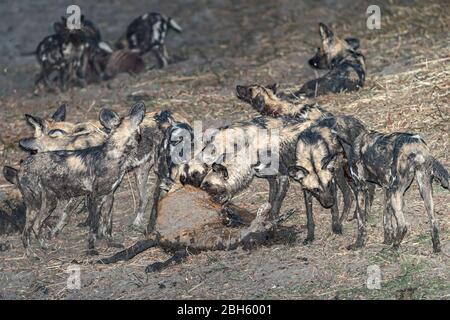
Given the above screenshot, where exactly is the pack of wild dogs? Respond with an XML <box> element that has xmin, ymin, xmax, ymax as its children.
<box><xmin>34</xmin><ymin>12</ymin><xmax>182</xmax><ymax>92</ymax></box>
<box><xmin>2</xmin><ymin>20</ymin><xmax>449</xmax><ymax>271</ymax></box>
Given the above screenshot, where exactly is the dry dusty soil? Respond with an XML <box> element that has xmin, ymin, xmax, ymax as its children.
<box><xmin>0</xmin><ymin>0</ymin><xmax>449</xmax><ymax>299</ymax></box>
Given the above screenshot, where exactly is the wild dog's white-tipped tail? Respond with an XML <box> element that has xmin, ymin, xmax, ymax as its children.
<box><xmin>432</xmin><ymin>158</ymin><xmax>449</xmax><ymax>190</ymax></box>
<box><xmin>168</xmin><ymin>18</ymin><xmax>182</xmax><ymax>33</ymax></box>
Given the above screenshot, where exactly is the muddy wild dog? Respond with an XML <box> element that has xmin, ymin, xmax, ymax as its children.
<box><xmin>338</xmin><ymin>131</ymin><xmax>449</xmax><ymax>253</ymax></box>
<box><xmin>176</xmin><ymin>107</ymin><xmax>332</xmax><ymax>227</ymax></box>
<box><xmin>236</xmin><ymin>83</ymin><xmax>377</xmax><ymax>240</ymax></box>
<box><xmin>116</xmin><ymin>12</ymin><xmax>182</xmax><ymax>68</ymax></box>
<box><xmin>8</xmin><ymin>102</ymin><xmax>146</xmax><ymax>257</ymax></box>
<box><xmin>288</xmin><ymin>116</ymin><xmax>368</xmax><ymax>245</ymax></box>
<box><xmin>291</xmin><ymin>23</ymin><xmax>366</xmax><ymax>98</ymax></box>
<box><xmin>19</xmin><ymin>104</ymin><xmax>188</xmax><ymax>233</ymax></box>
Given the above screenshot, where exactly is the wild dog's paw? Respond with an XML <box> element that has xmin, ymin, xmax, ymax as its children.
<box><xmin>332</xmin><ymin>223</ymin><xmax>343</xmax><ymax>235</ymax></box>
<box><xmin>303</xmin><ymin>237</ymin><xmax>314</xmax><ymax>245</ymax></box>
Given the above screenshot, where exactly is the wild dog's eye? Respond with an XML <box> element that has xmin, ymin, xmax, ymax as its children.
<box><xmin>312</xmin><ymin>188</ymin><xmax>321</xmax><ymax>194</ymax></box>
<box><xmin>48</xmin><ymin>129</ymin><xmax>67</xmax><ymax>137</ymax></box>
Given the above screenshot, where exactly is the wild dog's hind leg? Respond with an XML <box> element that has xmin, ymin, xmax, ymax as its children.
<box><xmin>146</xmin><ymin>176</ymin><xmax>165</xmax><ymax>234</ymax></box>
<box><xmin>330</xmin><ymin>180</ymin><xmax>342</xmax><ymax>234</ymax></box>
<box><xmin>389</xmin><ymin>186</ymin><xmax>409</xmax><ymax>250</ymax></box>
<box><xmin>153</xmin><ymin>46</ymin><xmax>168</xmax><ymax>68</ymax></box>
<box><xmin>416</xmin><ymin>170</ymin><xmax>440</xmax><ymax>252</ymax></box>
<box><xmin>51</xmin><ymin>198</ymin><xmax>81</xmax><ymax>238</ymax></box>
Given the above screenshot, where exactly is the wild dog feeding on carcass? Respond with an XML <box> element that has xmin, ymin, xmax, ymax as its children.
<box><xmin>338</xmin><ymin>130</ymin><xmax>449</xmax><ymax>252</ymax></box>
<box><xmin>289</xmin><ymin>23</ymin><xmax>365</xmax><ymax>98</ymax></box>
<box><xmin>97</xmin><ymin>186</ymin><xmax>293</xmax><ymax>272</ymax></box>
<box><xmin>116</xmin><ymin>12</ymin><xmax>182</xmax><ymax>68</ymax></box>
<box><xmin>9</xmin><ymin>102</ymin><xmax>146</xmax><ymax>257</ymax></box>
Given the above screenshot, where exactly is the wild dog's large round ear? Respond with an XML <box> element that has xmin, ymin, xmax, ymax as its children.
<box><xmin>3</xmin><ymin>166</ymin><xmax>18</xmax><ymax>185</ymax></box>
<box><xmin>24</xmin><ymin>114</ymin><xmax>45</xmax><ymax>131</ymax></box>
<box><xmin>19</xmin><ymin>137</ymin><xmax>39</xmax><ymax>153</ymax></box>
<box><xmin>344</xmin><ymin>37</ymin><xmax>360</xmax><ymax>51</ymax></box>
<box><xmin>129</xmin><ymin>101</ymin><xmax>146</xmax><ymax>127</ymax></box>
<box><xmin>319</xmin><ymin>23</ymin><xmax>334</xmax><ymax>41</ymax></box>
<box><xmin>99</xmin><ymin>108</ymin><xmax>120</xmax><ymax>130</ymax></box>
<box><xmin>53</xmin><ymin>21</ymin><xmax>65</xmax><ymax>34</ymax></box>
<box><xmin>51</xmin><ymin>104</ymin><xmax>67</xmax><ymax>122</ymax></box>
<box><xmin>266</xmin><ymin>83</ymin><xmax>278</xmax><ymax>94</ymax></box>
<box><xmin>212</xmin><ymin>163</ymin><xmax>229</xmax><ymax>180</ymax></box>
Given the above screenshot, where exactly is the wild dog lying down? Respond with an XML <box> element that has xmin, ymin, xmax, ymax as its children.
<box><xmin>338</xmin><ymin>131</ymin><xmax>449</xmax><ymax>252</ymax></box>
<box><xmin>20</xmin><ymin>105</ymin><xmax>188</xmax><ymax>232</ymax></box>
<box><xmin>291</xmin><ymin>23</ymin><xmax>366</xmax><ymax>98</ymax></box>
<box><xmin>96</xmin><ymin>186</ymin><xmax>293</xmax><ymax>272</ymax></box>
<box><xmin>11</xmin><ymin>102</ymin><xmax>145</xmax><ymax>257</ymax></box>
<box><xmin>288</xmin><ymin>116</ymin><xmax>368</xmax><ymax>245</ymax></box>
<box><xmin>236</xmin><ymin>83</ymin><xmax>330</xmax><ymax>118</ymax></box>
<box><xmin>116</xmin><ymin>12</ymin><xmax>182</xmax><ymax>68</ymax></box>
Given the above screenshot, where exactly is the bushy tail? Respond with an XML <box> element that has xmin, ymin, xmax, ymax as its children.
<box><xmin>432</xmin><ymin>158</ymin><xmax>449</xmax><ymax>190</ymax></box>
<box><xmin>168</xmin><ymin>18</ymin><xmax>182</xmax><ymax>33</ymax></box>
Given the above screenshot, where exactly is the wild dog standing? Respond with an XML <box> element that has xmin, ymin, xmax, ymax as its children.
<box><xmin>291</xmin><ymin>23</ymin><xmax>366</xmax><ymax>98</ymax></box>
<box><xmin>13</xmin><ymin>102</ymin><xmax>145</xmax><ymax>256</ymax></box>
<box><xmin>116</xmin><ymin>12</ymin><xmax>182</xmax><ymax>68</ymax></box>
<box><xmin>34</xmin><ymin>29</ymin><xmax>88</xmax><ymax>91</ymax></box>
<box><xmin>288</xmin><ymin>116</ymin><xmax>367</xmax><ymax>244</ymax></box>
<box><xmin>236</xmin><ymin>83</ymin><xmax>376</xmax><ymax>241</ymax></box>
<box><xmin>19</xmin><ymin>105</ymin><xmax>188</xmax><ymax>232</ymax></box>
<box><xmin>338</xmin><ymin>131</ymin><xmax>449</xmax><ymax>252</ymax></box>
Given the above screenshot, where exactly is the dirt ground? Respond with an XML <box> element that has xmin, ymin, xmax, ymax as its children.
<box><xmin>0</xmin><ymin>0</ymin><xmax>449</xmax><ymax>299</ymax></box>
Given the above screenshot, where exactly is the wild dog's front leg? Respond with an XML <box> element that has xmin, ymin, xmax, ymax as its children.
<box><xmin>382</xmin><ymin>189</ymin><xmax>395</xmax><ymax>245</ymax></box>
<box><xmin>348</xmin><ymin>187</ymin><xmax>367</xmax><ymax>250</ymax></box>
<box><xmin>153</xmin><ymin>46</ymin><xmax>168</xmax><ymax>68</ymax></box>
<box><xmin>51</xmin><ymin>198</ymin><xmax>82</xmax><ymax>238</ymax></box>
<box><xmin>147</xmin><ymin>176</ymin><xmax>165</xmax><ymax>234</ymax></box>
<box><xmin>22</xmin><ymin>207</ymin><xmax>39</xmax><ymax>256</ymax></box>
<box><xmin>303</xmin><ymin>190</ymin><xmax>315</xmax><ymax>244</ymax></box>
<box><xmin>330</xmin><ymin>180</ymin><xmax>342</xmax><ymax>234</ymax></box>
<box><xmin>86</xmin><ymin>194</ymin><xmax>101</xmax><ymax>255</ymax></box>
<box><xmin>132</xmin><ymin>160</ymin><xmax>153</xmax><ymax>229</ymax></box>
<box><xmin>269</xmin><ymin>175</ymin><xmax>289</xmax><ymax>219</ymax></box>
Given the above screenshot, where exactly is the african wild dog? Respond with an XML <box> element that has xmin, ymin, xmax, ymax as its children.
<box><xmin>288</xmin><ymin>116</ymin><xmax>368</xmax><ymax>244</ymax></box>
<box><xmin>19</xmin><ymin>104</ymin><xmax>188</xmax><ymax>233</ymax></box>
<box><xmin>11</xmin><ymin>102</ymin><xmax>146</xmax><ymax>257</ymax></box>
<box><xmin>338</xmin><ymin>131</ymin><xmax>449</xmax><ymax>252</ymax></box>
<box><xmin>291</xmin><ymin>23</ymin><xmax>366</xmax><ymax>98</ymax></box>
<box><xmin>236</xmin><ymin>83</ymin><xmax>377</xmax><ymax>240</ymax></box>
<box><xmin>116</xmin><ymin>12</ymin><xmax>182</xmax><ymax>68</ymax></box>
<box><xmin>34</xmin><ymin>29</ymin><xmax>88</xmax><ymax>91</ymax></box>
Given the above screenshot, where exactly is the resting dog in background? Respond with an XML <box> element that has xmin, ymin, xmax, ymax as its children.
<box><xmin>338</xmin><ymin>131</ymin><xmax>449</xmax><ymax>252</ymax></box>
<box><xmin>116</xmin><ymin>12</ymin><xmax>182</xmax><ymax>68</ymax></box>
<box><xmin>290</xmin><ymin>23</ymin><xmax>366</xmax><ymax>98</ymax></box>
